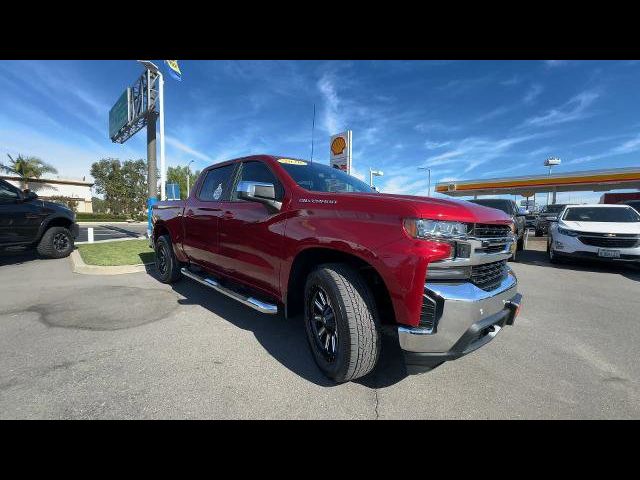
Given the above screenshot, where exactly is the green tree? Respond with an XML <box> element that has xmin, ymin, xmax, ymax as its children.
<box><xmin>90</xmin><ymin>158</ymin><xmax>149</xmax><ymax>216</ymax></box>
<box><xmin>121</xmin><ymin>159</ymin><xmax>148</xmax><ymax>215</ymax></box>
<box><xmin>91</xmin><ymin>196</ymin><xmax>107</xmax><ymax>213</ymax></box>
<box><xmin>167</xmin><ymin>165</ymin><xmax>200</xmax><ymax>199</ymax></box>
<box><xmin>1</xmin><ymin>154</ymin><xmax>58</xmax><ymax>190</ymax></box>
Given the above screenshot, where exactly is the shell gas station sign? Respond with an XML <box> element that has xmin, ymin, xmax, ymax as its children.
<box><xmin>330</xmin><ymin>130</ymin><xmax>352</xmax><ymax>174</ymax></box>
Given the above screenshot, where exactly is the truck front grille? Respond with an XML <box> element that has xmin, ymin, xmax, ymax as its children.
<box><xmin>471</xmin><ymin>223</ymin><xmax>512</xmax><ymax>239</ymax></box>
<box><xmin>471</xmin><ymin>260</ymin><xmax>508</xmax><ymax>291</ymax></box>
<box><xmin>578</xmin><ymin>235</ymin><xmax>640</xmax><ymax>249</ymax></box>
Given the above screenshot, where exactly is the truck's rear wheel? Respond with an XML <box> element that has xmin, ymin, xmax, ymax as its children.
<box><xmin>155</xmin><ymin>235</ymin><xmax>182</xmax><ymax>283</ymax></box>
<box><xmin>37</xmin><ymin>226</ymin><xmax>74</xmax><ymax>258</ymax></box>
<box><xmin>304</xmin><ymin>263</ymin><xmax>380</xmax><ymax>383</ymax></box>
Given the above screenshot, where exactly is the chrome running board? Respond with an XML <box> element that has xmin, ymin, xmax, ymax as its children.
<box><xmin>180</xmin><ymin>267</ymin><xmax>278</xmax><ymax>315</ymax></box>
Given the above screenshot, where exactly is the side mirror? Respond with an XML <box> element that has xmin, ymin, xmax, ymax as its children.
<box><xmin>237</xmin><ymin>181</ymin><xmax>282</xmax><ymax>213</ymax></box>
<box><xmin>21</xmin><ymin>190</ymin><xmax>38</xmax><ymax>201</ymax></box>
<box><xmin>548</xmin><ymin>216</ymin><xmax>558</xmax><ymax>222</ymax></box>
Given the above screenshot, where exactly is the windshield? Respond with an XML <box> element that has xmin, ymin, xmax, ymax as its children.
<box><xmin>563</xmin><ymin>206</ymin><xmax>640</xmax><ymax>223</ymax></box>
<box><xmin>469</xmin><ymin>199</ymin><xmax>514</xmax><ymax>215</ymax></box>
<box><xmin>278</xmin><ymin>159</ymin><xmax>374</xmax><ymax>193</ymax></box>
<box><xmin>541</xmin><ymin>204</ymin><xmax>566</xmax><ymax>214</ymax></box>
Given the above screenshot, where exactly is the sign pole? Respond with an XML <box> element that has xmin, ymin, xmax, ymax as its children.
<box><xmin>159</xmin><ymin>71</ymin><xmax>166</xmax><ymax>201</ymax></box>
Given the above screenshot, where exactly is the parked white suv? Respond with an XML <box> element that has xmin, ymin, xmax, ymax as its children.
<box><xmin>548</xmin><ymin>204</ymin><xmax>640</xmax><ymax>264</ymax></box>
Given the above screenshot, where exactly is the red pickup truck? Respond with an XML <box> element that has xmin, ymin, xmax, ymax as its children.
<box><xmin>152</xmin><ymin>155</ymin><xmax>522</xmax><ymax>382</ymax></box>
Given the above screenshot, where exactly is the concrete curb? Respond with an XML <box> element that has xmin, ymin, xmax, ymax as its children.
<box><xmin>75</xmin><ymin>236</ymin><xmax>147</xmax><ymax>245</ymax></box>
<box><xmin>69</xmin><ymin>249</ymin><xmax>155</xmax><ymax>275</ymax></box>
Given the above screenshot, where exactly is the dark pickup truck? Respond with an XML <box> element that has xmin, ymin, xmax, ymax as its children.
<box><xmin>152</xmin><ymin>155</ymin><xmax>522</xmax><ymax>382</ymax></box>
<box><xmin>468</xmin><ymin>198</ymin><xmax>526</xmax><ymax>261</ymax></box>
<box><xmin>0</xmin><ymin>178</ymin><xmax>78</xmax><ymax>258</ymax></box>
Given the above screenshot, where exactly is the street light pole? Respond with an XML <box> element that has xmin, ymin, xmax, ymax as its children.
<box><xmin>369</xmin><ymin>168</ymin><xmax>383</xmax><ymax>189</ymax></box>
<box><xmin>418</xmin><ymin>167</ymin><xmax>431</xmax><ymax>196</ymax></box>
<box><xmin>544</xmin><ymin>157</ymin><xmax>561</xmax><ymax>206</ymax></box>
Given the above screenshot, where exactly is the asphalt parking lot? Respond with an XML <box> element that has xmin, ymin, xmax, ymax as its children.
<box><xmin>1</xmin><ymin>237</ymin><xmax>639</xmax><ymax>419</ymax></box>
<box><xmin>76</xmin><ymin>222</ymin><xmax>147</xmax><ymax>243</ymax></box>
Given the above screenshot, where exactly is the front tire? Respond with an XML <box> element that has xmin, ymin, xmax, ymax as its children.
<box><xmin>37</xmin><ymin>226</ymin><xmax>74</xmax><ymax>258</ymax></box>
<box><xmin>155</xmin><ymin>235</ymin><xmax>183</xmax><ymax>283</ymax></box>
<box><xmin>548</xmin><ymin>237</ymin><xmax>560</xmax><ymax>264</ymax></box>
<box><xmin>304</xmin><ymin>263</ymin><xmax>381</xmax><ymax>383</ymax></box>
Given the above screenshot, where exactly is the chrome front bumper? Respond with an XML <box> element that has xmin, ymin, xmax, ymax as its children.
<box><xmin>398</xmin><ymin>268</ymin><xmax>520</xmax><ymax>359</ymax></box>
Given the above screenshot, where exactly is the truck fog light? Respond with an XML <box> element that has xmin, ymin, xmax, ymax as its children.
<box><xmin>456</xmin><ymin>242</ymin><xmax>471</xmax><ymax>258</ymax></box>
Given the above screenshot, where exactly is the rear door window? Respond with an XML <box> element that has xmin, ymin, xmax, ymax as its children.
<box><xmin>198</xmin><ymin>164</ymin><xmax>236</xmax><ymax>201</ymax></box>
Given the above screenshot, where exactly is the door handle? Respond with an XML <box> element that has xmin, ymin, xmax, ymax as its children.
<box><xmin>223</xmin><ymin>211</ymin><xmax>233</xmax><ymax>219</ymax></box>
<box><xmin>198</xmin><ymin>207</ymin><xmax>222</xmax><ymax>212</ymax></box>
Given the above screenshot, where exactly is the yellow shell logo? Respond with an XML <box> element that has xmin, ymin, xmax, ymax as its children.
<box><xmin>331</xmin><ymin>136</ymin><xmax>346</xmax><ymax>156</ymax></box>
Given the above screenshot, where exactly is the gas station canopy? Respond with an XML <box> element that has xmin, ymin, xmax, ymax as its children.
<box><xmin>435</xmin><ymin>166</ymin><xmax>640</xmax><ymax>197</ymax></box>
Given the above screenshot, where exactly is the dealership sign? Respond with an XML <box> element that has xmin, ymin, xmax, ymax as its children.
<box><xmin>109</xmin><ymin>88</ymin><xmax>131</xmax><ymax>141</ymax></box>
<box><xmin>329</xmin><ymin>130</ymin><xmax>352</xmax><ymax>174</ymax></box>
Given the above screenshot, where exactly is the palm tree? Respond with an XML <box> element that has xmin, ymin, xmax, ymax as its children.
<box><xmin>0</xmin><ymin>154</ymin><xmax>58</xmax><ymax>190</ymax></box>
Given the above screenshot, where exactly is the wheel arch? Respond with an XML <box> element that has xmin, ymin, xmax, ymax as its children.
<box><xmin>285</xmin><ymin>247</ymin><xmax>396</xmax><ymax>326</ymax></box>
<box><xmin>39</xmin><ymin>216</ymin><xmax>73</xmax><ymax>241</ymax></box>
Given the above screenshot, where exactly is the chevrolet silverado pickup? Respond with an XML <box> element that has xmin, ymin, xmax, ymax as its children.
<box><xmin>0</xmin><ymin>178</ymin><xmax>78</xmax><ymax>258</ymax></box>
<box><xmin>152</xmin><ymin>155</ymin><xmax>522</xmax><ymax>382</ymax></box>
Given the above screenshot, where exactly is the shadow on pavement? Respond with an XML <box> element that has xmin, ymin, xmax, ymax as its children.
<box><xmin>517</xmin><ymin>247</ymin><xmax>640</xmax><ymax>281</ymax></box>
<box><xmin>146</xmin><ymin>267</ymin><xmax>412</xmax><ymax>388</ymax></box>
<box><xmin>0</xmin><ymin>249</ymin><xmax>45</xmax><ymax>267</ymax></box>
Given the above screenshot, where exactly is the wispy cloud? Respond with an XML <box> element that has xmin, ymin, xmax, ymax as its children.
<box><xmin>424</xmin><ymin>140</ymin><xmax>451</xmax><ymax>150</ymax></box>
<box><xmin>523</xmin><ymin>84</ymin><xmax>543</xmax><ymax>104</ymax></box>
<box><xmin>421</xmin><ymin>133</ymin><xmax>547</xmax><ymax>173</ymax></box>
<box><xmin>317</xmin><ymin>73</ymin><xmax>343</xmax><ymax>134</ymax></box>
<box><xmin>610</xmin><ymin>134</ymin><xmax>640</xmax><ymax>155</ymax></box>
<box><xmin>545</xmin><ymin>60</ymin><xmax>568</xmax><ymax>68</ymax></box>
<box><xmin>500</xmin><ymin>75</ymin><xmax>522</xmax><ymax>86</ymax></box>
<box><xmin>165</xmin><ymin>136</ymin><xmax>213</xmax><ymax>163</ymax></box>
<box><xmin>523</xmin><ymin>91</ymin><xmax>599</xmax><ymax>127</ymax></box>
<box><xmin>474</xmin><ymin>106</ymin><xmax>511</xmax><ymax>123</ymax></box>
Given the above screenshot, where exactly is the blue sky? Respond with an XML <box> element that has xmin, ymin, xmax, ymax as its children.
<box><xmin>1</xmin><ymin>60</ymin><xmax>639</xmax><ymax>203</ymax></box>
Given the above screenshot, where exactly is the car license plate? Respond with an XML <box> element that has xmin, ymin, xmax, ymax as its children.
<box><xmin>598</xmin><ymin>249</ymin><xmax>620</xmax><ymax>258</ymax></box>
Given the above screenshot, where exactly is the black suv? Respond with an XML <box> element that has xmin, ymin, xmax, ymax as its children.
<box><xmin>534</xmin><ymin>203</ymin><xmax>567</xmax><ymax>237</ymax></box>
<box><xmin>468</xmin><ymin>198</ymin><xmax>526</xmax><ymax>261</ymax></box>
<box><xmin>0</xmin><ymin>178</ymin><xmax>79</xmax><ymax>258</ymax></box>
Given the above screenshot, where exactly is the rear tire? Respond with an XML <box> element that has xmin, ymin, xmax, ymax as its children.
<box><xmin>304</xmin><ymin>263</ymin><xmax>381</xmax><ymax>383</ymax></box>
<box><xmin>535</xmin><ymin>229</ymin><xmax>543</xmax><ymax>237</ymax></box>
<box><xmin>37</xmin><ymin>226</ymin><xmax>74</xmax><ymax>258</ymax></box>
<box><xmin>155</xmin><ymin>235</ymin><xmax>182</xmax><ymax>283</ymax></box>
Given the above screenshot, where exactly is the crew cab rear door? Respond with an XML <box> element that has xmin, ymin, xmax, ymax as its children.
<box><xmin>182</xmin><ymin>163</ymin><xmax>237</xmax><ymax>270</ymax></box>
<box><xmin>216</xmin><ymin>160</ymin><xmax>286</xmax><ymax>298</ymax></box>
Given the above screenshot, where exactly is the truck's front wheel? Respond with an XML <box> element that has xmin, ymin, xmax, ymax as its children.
<box><xmin>37</xmin><ymin>226</ymin><xmax>74</xmax><ymax>258</ymax></box>
<box><xmin>304</xmin><ymin>263</ymin><xmax>380</xmax><ymax>383</ymax></box>
<box><xmin>155</xmin><ymin>235</ymin><xmax>183</xmax><ymax>283</ymax></box>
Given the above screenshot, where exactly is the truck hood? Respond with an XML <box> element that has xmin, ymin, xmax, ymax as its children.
<box><xmin>330</xmin><ymin>192</ymin><xmax>513</xmax><ymax>224</ymax></box>
<box><xmin>38</xmin><ymin>199</ymin><xmax>75</xmax><ymax>218</ymax></box>
<box><xmin>560</xmin><ymin>220</ymin><xmax>640</xmax><ymax>234</ymax></box>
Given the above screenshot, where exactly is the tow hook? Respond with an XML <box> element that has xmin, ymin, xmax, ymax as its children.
<box><xmin>504</xmin><ymin>293</ymin><xmax>522</xmax><ymax>326</ymax></box>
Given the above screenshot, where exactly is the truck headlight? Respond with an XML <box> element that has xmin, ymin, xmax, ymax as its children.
<box><xmin>557</xmin><ymin>227</ymin><xmax>579</xmax><ymax>237</ymax></box>
<box><xmin>403</xmin><ymin>218</ymin><xmax>468</xmax><ymax>240</ymax></box>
